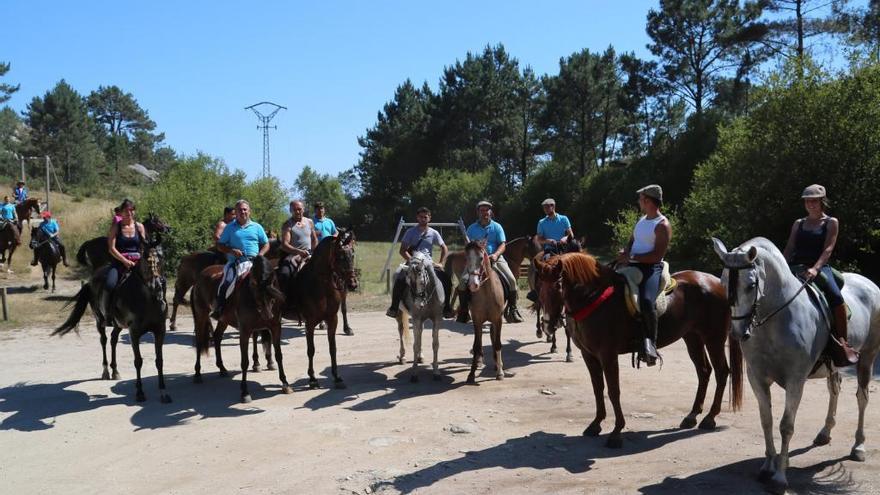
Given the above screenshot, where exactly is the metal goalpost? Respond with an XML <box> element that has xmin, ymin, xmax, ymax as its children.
<box><xmin>379</xmin><ymin>216</ymin><xmax>468</xmax><ymax>290</ymax></box>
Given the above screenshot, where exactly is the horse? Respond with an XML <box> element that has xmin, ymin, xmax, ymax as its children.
<box><xmin>54</xmin><ymin>245</ymin><xmax>171</xmax><ymax>403</ymax></box>
<box><xmin>394</xmin><ymin>251</ymin><xmax>445</xmax><ymax>382</ymax></box>
<box><xmin>534</xmin><ymin>252</ymin><xmax>742</xmax><ymax>449</ymax></box>
<box><xmin>281</xmin><ymin>230</ymin><xmax>357</xmax><ymax>389</ymax></box>
<box><xmin>713</xmin><ymin>237</ymin><xmax>880</xmax><ymax>494</ymax></box>
<box><xmin>462</xmin><ymin>241</ymin><xmax>511</xmax><ymax>383</ymax></box>
<box><xmin>15</xmin><ymin>197</ymin><xmax>40</xmax><ymax>232</ymax></box>
<box><xmin>30</xmin><ymin>226</ymin><xmax>61</xmax><ymax>291</ymax></box>
<box><xmin>191</xmin><ymin>255</ymin><xmax>289</xmax><ymax>402</ymax></box>
<box><xmin>0</xmin><ymin>221</ymin><xmax>20</xmax><ymax>272</ymax></box>
<box><xmin>76</xmin><ymin>212</ymin><xmax>171</xmax><ymax>271</ymax></box>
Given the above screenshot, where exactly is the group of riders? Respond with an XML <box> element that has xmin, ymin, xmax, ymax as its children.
<box><xmin>0</xmin><ymin>180</ymin><xmax>70</xmax><ymax>270</ymax></box>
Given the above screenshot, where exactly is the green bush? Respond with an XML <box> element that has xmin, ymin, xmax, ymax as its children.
<box><xmin>410</xmin><ymin>167</ymin><xmax>493</xmax><ymax>222</ymax></box>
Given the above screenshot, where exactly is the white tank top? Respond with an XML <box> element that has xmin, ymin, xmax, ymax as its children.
<box><xmin>631</xmin><ymin>215</ymin><xmax>666</xmax><ymax>256</ymax></box>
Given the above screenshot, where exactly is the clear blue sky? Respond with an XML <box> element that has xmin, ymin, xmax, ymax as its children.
<box><xmin>0</xmin><ymin>1</ymin><xmax>856</xmax><ymax>189</ymax></box>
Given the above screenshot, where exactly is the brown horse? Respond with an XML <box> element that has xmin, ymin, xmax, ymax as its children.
<box><xmin>281</xmin><ymin>230</ymin><xmax>357</xmax><ymax>389</ymax></box>
<box><xmin>0</xmin><ymin>221</ymin><xmax>20</xmax><ymax>271</ymax></box>
<box><xmin>463</xmin><ymin>241</ymin><xmax>512</xmax><ymax>383</ymax></box>
<box><xmin>534</xmin><ymin>252</ymin><xmax>742</xmax><ymax>448</ymax></box>
<box><xmin>15</xmin><ymin>198</ymin><xmax>40</xmax><ymax>232</ymax></box>
<box><xmin>30</xmin><ymin>226</ymin><xmax>61</xmax><ymax>290</ymax></box>
<box><xmin>191</xmin><ymin>255</ymin><xmax>289</xmax><ymax>402</ymax></box>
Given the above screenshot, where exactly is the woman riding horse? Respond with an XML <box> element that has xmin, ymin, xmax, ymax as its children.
<box><xmin>30</xmin><ymin>210</ymin><xmax>69</xmax><ymax>267</ymax></box>
<box><xmin>100</xmin><ymin>199</ymin><xmax>146</xmax><ymax>322</ymax></box>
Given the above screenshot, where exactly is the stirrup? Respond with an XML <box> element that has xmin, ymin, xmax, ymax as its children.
<box><xmin>385</xmin><ymin>307</ymin><xmax>399</xmax><ymax>319</ymax></box>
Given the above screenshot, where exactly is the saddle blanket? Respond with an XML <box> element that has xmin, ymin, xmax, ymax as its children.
<box><xmin>616</xmin><ymin>262</ymin><xmax>676</xmax><ymax>318</ymax></box>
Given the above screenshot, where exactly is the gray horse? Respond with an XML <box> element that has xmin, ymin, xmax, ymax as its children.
<box><xmin>713</xmin><ymin>237</ymin><xmax>880</xmax><ymax>494</ymax></box>
<box><xmin>394</xmin><ymin>251</ymin><xmax>445</xmax><ymax>382</ymax></box>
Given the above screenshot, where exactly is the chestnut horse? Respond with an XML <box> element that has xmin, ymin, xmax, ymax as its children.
<box><xmin>15</xmin><ymin>197</ymin><xmax>40</xmax><ymax>232</ymax></box>
<box><xmin>462</xmin><ymin>241</ymin><xmax>512</xmax><ymax>383</ymax></box>
<box><xmin>190</xmin><ymin>255</ymin><xmax>289</xmax><ymax>403</ymax></box>
<box><xmin>534</xmin><ymin>252</ymin><xmax>742</xmax><ymax>448</ymax></box>
<box><xmin>281</xmin><ymin>230</ymin><xmax>357</xmax><ymax>389</ymax></box>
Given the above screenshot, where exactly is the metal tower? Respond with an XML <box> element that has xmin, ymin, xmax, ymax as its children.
<box><xmin>245</xmin><ymin>101</ymin><xmax>286</xmax><ymax>177</ymax></box>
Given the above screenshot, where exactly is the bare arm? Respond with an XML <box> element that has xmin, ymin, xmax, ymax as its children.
<box><xmin>310</xmin><ymin>220</ymin><xmax>318</xmax><ymax>250</ymax></box>
<box><xmin>258</xmin><ymin>240</ymin><xmax>270</xmax><ymax>257</ymax></box>
<box><xmin>630</xmin><ymin>220</ymin><xmax>671</xmax><ymax>265</ymax></box>
<box><xmin>491</xmin><ymin>241</ymin><xmax>506</xmax><ymax>261</ymax></box>
<box><xmin>561</xmin><ymin>227</ymin><xmax>574</xmax><ymax>243</ymax></box>
<box><xmin>782</xmin><ymin>220</ymin><xmax>800</xmax><ymax>263</ymax></box>
<box><xmin>399</xmin><ymin>241</ymin><xmax>411</xmax><ymax>262</ymax></box>
<box><xmin>438</xmin><ymin>243</ymin><xmax>448</xmax><ymax>265</ymax></box>
<box><xmin>280</xmin><ymin>224</ymin><xmax>310</xmax><ymax>257</ymax></box>
<box><xmin>213</xmin><ymin>221</ymin><xmax>225</xmax><ymax>244</ymax></box>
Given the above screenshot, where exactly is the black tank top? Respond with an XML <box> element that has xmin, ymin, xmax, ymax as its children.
<box><xmin>792</xmin><ymin>218</ymin><xmax>827</xmax><ymax>266</ymax></box>
<box><xmin>116</xmin><ymin>223</ymin><xmax>142</xmax><ymax>258</ymax></box>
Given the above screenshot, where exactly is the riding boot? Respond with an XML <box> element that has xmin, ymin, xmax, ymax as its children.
<box><xmin>526</xmin><ymin>289</ymin><xmax>538</xmax><ymax>302</ymax></box>
<box><xmin>58</xmin><ymin>242</ymin><xmax>69</xmax><ymax>267</ymax></box>
<box><xmin>506</xmin><ymin>292</ymin><xmax>524</xmax><ymax>323</ymax></box>
<box><xmin>456</xmin><ymin>288</ymin><xmax>471</xmax><ymax>323</ymax></box>
<box><xmin>831</xmin><ymin>304</ymin><xmax>859</xmax><ymax>366</ymax></box>
<box><xmin>640</xmin><ymin>304</ymin><xmax>659</xmax><ymax>367</ymax></box>
<box><xmin>386</xmin><ymin>275</ymin><xmax>406</xmax><ymax>318</ymax></box>
<box><xmin>435</xmin><ymin>267</ymin><xmax>455</xmax><ymax>318</ymax></box>
<box><xmin>210</xmin><ymin>296</ymin><xmax>225</xmax><ymax>320</ymax></box>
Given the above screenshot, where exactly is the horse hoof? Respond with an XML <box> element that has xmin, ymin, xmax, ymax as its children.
<box><xmin>503</xmin><ymin>370</ymin><xmax>516</xmax><ymax>378</ymax></box>
<box><xmin>398</xmin><ymin>356</ymin><xmax>405</xmax><ymax>365</ymax></box>
<box><xmin>536</xmin><ymin>329</ymin><xmax>543</xmax><ymax>339</ymax></box>
<box><xmin>241</xmin><ymin>394</ymin><xmax>252</xmax><ymax>403</ymax></box>
<box><xmin>583</xmin><ymin>423</ymin><xmax>602</xmax><ymax>437</ymax></box>
<box><xmin>495</xmin><ymin>374</ymin><xmax>504</xmax><ymax>381</ymax></box>
<box><xmin>605</xmin><ymin>435</ymin><xmax>623</xmax><ymax>449</ymax></box>
<box><xmin>680</xmin><ymin>416</ymin><xmax>697</xmax><ymax>429</ymax></box>
<box><xmin>433</xmin><ymin>374</ymin><xmax>442</xmax><ymax>381</ymax></box>
<box><xmin>169</xmin><ymin>325</ymin><xmax>176</xmax><ymax>332</ymax></box>
<box><xmin>698</xmin><ymin>417</ymin><xmax>716</xmax><ymax>431</ymax></box>
<box><xmin>252</xmin><ymin>365</ymin><xmax>261</xmax><ymax>373</ymax></box>
<box><xmin>767</xmin><ymin>478</ymin><xmax>787</xmax><ymax>495</ymax></box>
<box><xmin>550</xmin><ymin>347</ymin><xmax>557</xmax><ymax>354</ymax></box>
<box><xmin>309</xmin><ymin>381</ymin><xmax>319</xmax><ymax>390</ymax></box>
<box><xmin>410</xmin><ymin>375</ymin><xmax>419</xmax><ymax>383</ymax></box>
<box><xmin>565</xmin><ymin>354</ymin><xmax>573</xmax><ymax>363</ymax></box>
<box><xmin>335</xmin><ymin>380</ymin><xmax>346</xmax><ymax>390</ymax></box>
<box><xmin>267</xmin><ymin>363</ymin><xmax>275</xmax><ymax>371</ymax></box>
<box><xmin>111</xmin><ymin>371</ymin><xmax>120</xmax><ymax>380</ymax></box>
<box><xmin>417</xmin><ymin>357</ymin><xmax>425</xmax><ymax>364</ymax></box>
<box><xmin>344</xmin><ymin>327</ymin><xmax>354</xmax><ymax>336</ymax></box>
<box><xmin>219</xmin><ymin>369</ymin><xmax>229</xmax><ymax>377</ymax></box>
<box><xmin>194</xmin><ymin>375</ymin><xmax>203</xmax><ymax>384</ymax></box>
<box><xmin>161</xmin><ymin>394</ymin><xmax>172</xmax><ymax>404</ymax></box>
<box><xmin>545</xmin><ymin>335</ymin><xmax>553</xmax><ymax>343</ymax></box>
<box><xmin>136</xmin><ymin>391</ymin><xmax>146</xmax><ymax>402</ymax></box>
<box><xmin>851</xmin><ymin>448</ymin><xmax>866</xmax><ymax>462</ymax></box>
<box><xmin>466</xmin><ymin>375</ymin><xmax>476</xmax><ymax>384</ymax></box>
<box><xmin>813</xmin><ymin>432</ymin><xmax>832</xmax><ymax>446</ymax></box>
<box><xmin>101</xmin><ymin>370</ymin><xmax>110</xmax><ymax>380</ymax></box>
<box><xmin>281</xmin><ymin>385</ymin><xmax>293</xmax><ymax>395</ymax></box>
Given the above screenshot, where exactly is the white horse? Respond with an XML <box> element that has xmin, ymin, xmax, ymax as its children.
<box><xmin>713</xmin><ymin>237</ymin><xmax>880</xmax><ymax>494</ymax></box>
<box><xmin>394</xmin><ymin>251</ymin><xmax>445</xmax><ymax>382</ymax></box>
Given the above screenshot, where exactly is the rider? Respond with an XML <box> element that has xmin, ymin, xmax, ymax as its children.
<box><xmin>527</xmin><ymin>198</ymin><xmax>576</xmax><ymax>302</ymax></box>
<box><xmin>30</xmin><ymin>210</ymin><xmax>69</xmax><ymax>267</ymax></box>
<box><xmin>214</xmin><ymin>206</ymin><xmax>235</xmax><ymax>244</ymax></box>
<box><xmin>386</xmin><ymin>206</ymin><xmax>454</xmax><ymax>319</ymax></box>
<box><xmin>616</xmin><ymin>185</ymin><xmax>671</xmax><ymax>367</ymax></box>
<box><xmin>462</xmin><ymin>200</ymin><xmax>523</xmax><ymax>323</ymax></box>
<box><xmin>782</xmin><ymin>184</ymin><xmax>858</xmax><ymax>366</ymax></box>
<box><xmin>13</xmin><ymin>181</ymin><xmax>27</xmax><ymax>205</ymax></box>
<box><xmin>103</xmin><ymin>199</ymin><xmax>146</xmax><ymax>319</ymax></box>
<box><xmin>313</xmin><ymin>201</ymin><xmax>338</xmax><ymax>240</ymax></box>
<box><xmin>0</xmin><ymin>195</ymin><xmax>21</xmax><ymax>246</ymax></box>
<box><xmin>277</xmin><ymin>200</ymin><xmax>317</xmax><ymax>289</ymax></box>
<box><xmin>211</xmin><ymin>199</ymin><xmax>270</xmax><ymax>319</ymax></box>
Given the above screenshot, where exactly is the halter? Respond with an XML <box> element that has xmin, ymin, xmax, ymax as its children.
<box><xmin>723</xmin><ymin>260</ymin><xmax>809</xmax><ymax>332</ymax></box>
<box><xmin>407</xmin><ymin>257</ymin><xmax>436</xmax><ymax>303</ymax></box>
<box><xmin>466</xmin><ymin>247</ymin><xmax>490</xmax><ymax>292</ymax></box>
<box><xmin>330</xmin><ymin>237</ymin><xmax>356</xmax><ymax>291</ymax></box>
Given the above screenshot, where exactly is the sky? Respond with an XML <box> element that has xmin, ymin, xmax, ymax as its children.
<box><xmin>0</xmin><ymin>1</ymin><xmax>860</xmax><ymax>189</ymax></box>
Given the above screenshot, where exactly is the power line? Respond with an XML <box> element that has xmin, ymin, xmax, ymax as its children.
<box><xmin>244</xmin><ymin>101</ymin><xmax>286</xmax><ymax>178</ymax></box>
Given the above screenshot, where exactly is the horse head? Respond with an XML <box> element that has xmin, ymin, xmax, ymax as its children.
<box><xmin>464</xmin><ymin>241</ymin><xmax>490</xmax><ymax>293</ymax></box>
<box><xmin>406</xmin><ymin>252</ymin><xmax>434</xmax><ymax>306</ymax></box>
<box><xmin>713</xmin><ymin>237</ymin><xmax>763</xmax><ymax>342</ymax></box>
<box><xmin>332</xmin><ymin>230</ymin><xmax>358</xmax><ymax>292</ymax></box>
<box><xmin>534</xmin><ymin>254</ymin><xmax>566</xmax><ymax>330</ymax></box>
<box><xmin>144</xmin><ymin>212</ymin><xmax>172</xmax><ymax>238</ymax></box>
<box><xmin>250</xmin><ymin>255</ymin><xmax>285</xmax><ymax>322</ymax></box>
<box><xmin>138</xmin><ymin>246</ymin><xmax>167</xmax><ymax>312</ymax></box>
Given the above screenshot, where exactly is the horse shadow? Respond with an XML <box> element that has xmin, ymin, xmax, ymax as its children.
<box><xmin>441</xmin><ymin>338</ymin><xmax>561</xmax><ymax>373</ymax></box>
<box><xmin>0</xmin><ymin>379</ymin><xmax>123</xmax><ymax>432</ymax></box>
<box><xmin>639</xmin><ymin>444</ymin><xmax>858</xmax><ymax>494</ymax></box>
<box><xmin>377</xmin><ymin>428</ymin><xmax>711</xmax><ymax>493</ymax></box>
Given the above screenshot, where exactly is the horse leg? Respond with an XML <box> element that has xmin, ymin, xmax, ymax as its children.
<box><xmin>747</xmin><ymin>368</ymin><xmax>778</xmax><ymax>483</ymax></box>
<box><xmin>411</xmin><ymin>318</ymin><xmax>423</xmax><ymax>383</ymax></box>
<box><xmin>601</xmin><ymin>352</ymin><xmax>625</xmax><ymax>448</ymax></box>
<box><xmin>466</xmin><ymin>320</ymin><xmax>483</xmax><ymax>384</ymax></box>
<box><xmin>51</xmin><ymin>264</ymin><xmax>56</xmax><ymax>292</ymax></box>
<box><xmin>214</xmin><ymin>322</ymin><xmax>228</xmax><ymax>376</ymax></box>
<box><xmin>549</xmin><ymin>330</ymin><xmax>557</xmax><ymax>354</ymax></box>
<box><xmin>239</xmin><ymin>332</ymin><xmax>252</xmax><ymax>403</ymax></box>
<box><xmin>491</xmin><ymin>319</ymin><xmax>510</xmax><ymax>379</ymax></box>
<box><xmin>701</xmin><ymin>334</ymin><xmax>731</xmax><ymax>431</ymax></box>
<box><xmin>769</xmin><ymin>380</ymin><xmax>805</xmax><ymax>494</ymax></box>
<box><xmin>251</xmin><ymin>332</ymin><xmax>261</xmax><ymax>372</ymax></box>
<box><xmin>263</xmin><ymin>331</ymin><xmax>275</xmax><ymax>371</ymax></box>
<box><xmin>273</xmin><ymin>323</ymin><xmax>291</xmax><ymax>394</ymax></box>
<box><xmin>342</xmin><ymin>298</ymin><xmax>354</xmax><ymax>336</ymax></box>
<box><xmin>814</xmin><ymin>369</ymin><xmax>842</xmax><ymax>446</ymax></box>
<box><xmin>397</xmin><ymin>312</ymin><xmax>407</xmax><ymax>364</ymax></box>
<box><xmin>306</xmin><ymin>325</ymin><xmax>318</xmax><ymax>389</ymax></box>
<box><xmin>99</xmin><ymin>325</ymin><xmax>110</xmax><ymax>380</ymax></box>
<box><xmin>42</xmin><ymin>265</ymin><xmax>48</xmax><ymax>290</ymax></box>
<box><xmin>851</xmin><ymin>352</ymin><xmax>876</xmax><ymax>461</ymax></box>
<box><xmin>431</xmin><ymin>315</ymin><xmax>441</xmax><ymax>380</ymax></box>
<box><xmin>327</xmin><ymin>313</ymin><xmax>345</xmax><ymax>388</ymax></box>
<box><xmin>170</xmin><ymin>301</ymin><xmax>179</xmax><ymax>332</ymax></box>
<box><xmin>535</xmin><ymin>305</ymin><xmax>543</xmax><ymax>339</ymax></box>
<box><xmin>680</xmin><ymin>334</ymin><xmax>711</xmax><ymax>429</ymax></box>
<box><xmin>154</xmin><ymin>329</ymin><xmax>172</xmax><ymax>403</ymax></box>
<box><xmin>131</xmin><ymin>332</ymin><xmax>146</xmax><ymax>402</ymax></box>
<box><xmin>564</xmin><ymin>321</ymin><xmax>573</xmax><ymax>363</ymax></box>
<box><xmin>582</xmin><ymin>351</ymin><xmax>606</xmax><ymax>437</ymax></box>
<box><xmin>110</xmin><ymin>327</ymin><xmax>122</xmax><ymax>380</ymax></box>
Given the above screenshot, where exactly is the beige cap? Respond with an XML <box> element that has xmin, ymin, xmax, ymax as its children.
<box><xmin>637</xmin><ymin>184</ymin><xmax>663</xmax><ymax>202</ymax></box>
<box><xmin>801</xmin><ymin>184</ymin><xmax>826</xmax><ymax>199</ymax></box>
<box><xmin>476</xmin><ymin>200</ymin><xmax>493</xmax><ymax>209</ymax></box>
<box><xmin>541</xmin><ymin>198</ymin><xmax>556</xmax><ymax>206</ymax></box>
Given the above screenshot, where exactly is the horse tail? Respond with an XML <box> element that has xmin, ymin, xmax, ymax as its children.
<box><xmin>729</xmin><ymin>337</ymin><xmax>744</xmax><ymax>412</ymax></box>
<box><xmin>76</xmin><ymin>243</ymin><xmax>89</xmax><ymax>266</ymax></box>
<box><xmin>191</xmin><ymin>289</ymin><xmax>212</xmax><ymax>356</ymax></box>
<box><xmin>53</xmin><ymin>285</ymin><xmax>91</xmax><ymax>336</ymax></box>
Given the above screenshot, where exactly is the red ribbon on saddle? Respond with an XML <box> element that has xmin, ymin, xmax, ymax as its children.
<box><xmin>570</xmin><ymin>285</ymin><xmax>615</xmax><ymax>321</ymax></box>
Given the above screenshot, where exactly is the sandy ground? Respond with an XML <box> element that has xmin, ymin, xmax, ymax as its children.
<box><xmin>1</xmin><ymin>309</ymin><xmax>879</xmax><ymax>495</ymax></box>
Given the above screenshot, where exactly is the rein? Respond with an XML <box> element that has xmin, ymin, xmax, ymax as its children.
<box><xmin>568</xmin><ymin>285</ymin><xmax>616</xmax><ymax>321</ymax></box>
<box><xmin>725</xmin><ymin>261</ymin><xmax>810</xmax><ymax>330</ymax></box>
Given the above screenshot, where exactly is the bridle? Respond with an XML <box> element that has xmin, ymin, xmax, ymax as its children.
<box><xmin>407</xmin><ymin>257</ymin><xmax>436</xmax><ymax>304</ymax></box>
<box><xmin>723</xmin><ymin>259</ymin><xmax>809</xmax><ymax>333</ymax></box>
<box><xmin>466</xmin><ymin>246</ymin><xmax>490</xmax><ymax>292</ymax></box>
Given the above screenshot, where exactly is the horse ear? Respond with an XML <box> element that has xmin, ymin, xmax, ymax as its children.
<box><xmin>747</xmin><ymin>245</ymin><xmax>758</xmax><ymax>263</ymax></box>
<box><xmin>711</xmin><ymin>237</ymin><xmax>728</xmax><ymax>260</ymax></box>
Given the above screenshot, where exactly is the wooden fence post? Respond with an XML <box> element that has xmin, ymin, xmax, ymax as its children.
<box><xmin>1</xmin><ymin>287</ymin><xmax>7</xmax><ymax>321</ymax></box>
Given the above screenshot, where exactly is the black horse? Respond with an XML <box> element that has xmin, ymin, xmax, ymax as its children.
<box><xmin>55</xmin><ymin>245</ymin><xmax>171</xmax><ymax>403</ymax></box>
<box><xmin>30</xmin><ymin>226</ymin><xmax>62</xmax><ymax>291</ymax></box>
<box><xmin>76</xmin><ymin>213</ymin><xmax>171</xmax><ymax>270</ymax></box>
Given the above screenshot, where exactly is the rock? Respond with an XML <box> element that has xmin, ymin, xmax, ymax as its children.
<box><xmin>631</xmin><ymin>412</ymin><xmax>655</xmax><ymax>419</ymax></box>
<box><xmin>540</xmin><ymin>389</ymin><xmax>556</xmax><ymax>395</ymax></box>
<box><xmin>449</xmin><ymin>423</ymin><xmax>478</xmax><ymax>434</ymax></box>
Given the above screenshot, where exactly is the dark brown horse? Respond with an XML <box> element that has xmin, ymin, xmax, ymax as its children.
<box><xmin>30</xmin><ymin>226</ymin><xmax>61</xmax><ymax>290</ymax></box>
<box><xmin>0</xmin><ymin>221</ymin><xmax>20</xmax><ymax>271</ymax></box>
<box><xmin>15</xmin><ymin>198</ymin><xmax>40</xmax><ymax>232</ymax></box>
<box><xmin>191</xmin><ymin>255</ymin><xmax>289</xmax><ymax>402</ymax></box>
<box><xmin>54</xmin><ymin>246</ymin><xmax>171</xmax><ymax>403</ymax></box>
<box><xmin>534</xmin><ymin>252</ymin><xmax>742</xmax><ymax>448</ymax></box>
<box><xmin>281</xmin><ymin>230</ymin><xmax>357</xmax><ymax>389</ymax></box>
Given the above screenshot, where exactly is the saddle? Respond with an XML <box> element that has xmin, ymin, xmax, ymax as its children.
<box><xmin>789</xmin><ymin>264</ymin><xmax>851</xmax><ymax>327</ymax></box>
<box><xmin>0</xmin><ymin>218</ymin><xmax>10</xmax><ymax>231</ymax></box>
<box><xmin>616</xmin><ymin>262</ymin><xmax>676</xmax><ymax>318</ymax></box>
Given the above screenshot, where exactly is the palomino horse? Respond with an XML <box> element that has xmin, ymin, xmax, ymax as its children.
<box><xmin>191</xmin><ymin>255</ymin><xmax>289</xmax><ymax>402</ymax></box>
<box><xmin>54</xmin><ymin>246</ymin><xmax>171</xmax><ymax>403</ymax></box>
<box><xmin>30</xmin><ymin>226</ymin><xmax>61</xmax><ymax>290</ymax></box>
<box><xmin>534</xmin><ymin>252</ymin><xmax>742</xmax><ymax>449</ymax></box>
<box><xmin>394</xmin><ymin>251</ymin><xmax>446</xmax><ymax>382</ymax></box>
<box><xmin>76</xmin><ymin>213</ymin><xmax>172</xmax><ymax>270</ymax></box>
<box><xmin>0</xmin><ymin>221</ymin><xmax>20</xmax><ymax>271</ymax></box>
<box><xmin>462</xmin><ymin>241</ymin><xmax>511</xmax><ymax>383</ymax></box>
<box><xmin>281</xmin><ymin>230</ymin><xmax>358</xmax><ymax>389</ymax></box>
<box><xmin>15</xmin><ymin>198</ymin><xmax>40</xmax><ymax>232</ymax></box>
<box><xmin>713</xmin><ymin>238</ymin><xmax>880</xmax><ymax>494</ymax></box>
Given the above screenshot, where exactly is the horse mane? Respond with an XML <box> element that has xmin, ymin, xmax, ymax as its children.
<box><xmin>546</xmin><ymin>252</ymin><xmax>600</xmax><ymax>286</ymax></box>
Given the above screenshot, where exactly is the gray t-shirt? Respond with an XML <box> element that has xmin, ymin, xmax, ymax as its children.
<box><xmin>401</xmin><ymin>226</ymin><xmax>444</xmax><ymax>258</ymax></box>
<box><xmin>284</xmin><ymin>217</ymin><xmax>313</xmax><ymax>252</ymax></box>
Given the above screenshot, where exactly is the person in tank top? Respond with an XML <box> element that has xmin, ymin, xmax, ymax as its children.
<box><xmin>278</xmin><ymin>200</ymin><xmax>318</xmax><ymax>289</ymax></box>
<box><xmin>101</xmin><ymin>199</ymin><xmax>147</xmax><ymax>319</ymax></box>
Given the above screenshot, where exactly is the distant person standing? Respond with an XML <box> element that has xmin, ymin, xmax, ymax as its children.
<box><xmin>313</xmin><ymin>201</ymin><xmax>338</xmax><ymax>241</ymax></box>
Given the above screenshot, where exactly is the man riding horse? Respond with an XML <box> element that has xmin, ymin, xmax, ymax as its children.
<box><xmin>30</xmin><ymin>210</ymin><xmax>69</xmax><ymax>267</ymax></box>
<box><xmin>526</xmin><ymin>198</ymin><xmax>577</xmax><ymax>302</ymax></box>
<box><xmin>459</xmin><ymin>200</ymin><xmax>523</xmax><ymax>324</ymax></box>
<box><xmin>277</xmin><ymin>200</ymin><xmax>317</xmax><ymax>290</ymax></box>
<box><xmin>13</xmin><ymin>181</ymin><xmax>27</xmax><ymax>205</ymax></box>
<box><xmin>211</xmin><ymin>199</ymin><xmax>270</xmax><ymax>319</ymax></box>
<box><xmin>386</xmin><ymin>206</ymin><xmax>454</xmax><ymax>319</ymax></box>
<box><xmin>0</xmin><ymin>195</ymin><xmax>21</xmax><ymax>246</ymax></box>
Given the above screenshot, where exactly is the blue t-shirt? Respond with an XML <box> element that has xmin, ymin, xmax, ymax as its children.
<box><xmin>313</xmin><ymin>217</ymin><xmax>338</xmax><ymax>241</ymax></box>
<box><xmin>40</xmin><ymin>218</ymin><xmax>59</xmax><ymax>235</ymax></box>
<box><xmin>537</xmin><ymin>214</ymin><xmax>572</xmax><ymax>247</ymax></box>
<box><xmin>13</xmin><ymin>187</ymin><xmax>27</xmax><ymax>202</ymax></box>
<box><xmin>401</xmin><ymin>226</ymin><xmax>444</xmax><ymax>258</ymax></box>
<box><xmin>466</xmin><ymin>220</ymin><xmax>506</xmax><ymax>255</ymax></box>
<box><xmin>219</xmin><ymin>220</ymin><xmax>269</xmax><ymax>262</ymax></box>
<box><xmin>0</xmin><ymin>203</ymin><xmax>15</xmax><ymax>220</ymax></box>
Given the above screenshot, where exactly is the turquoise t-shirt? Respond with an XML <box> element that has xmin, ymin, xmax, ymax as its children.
<box><xmin>313</xmin><ymin>217</ymin><xmax>338</xmax><ymax>241</ymax></box>
<box><xmin>40</xmin><ymin>218</ymin><xmax>59</xmax><ymax>235</ymax></box>
<box><xmin>537</xmin><ymin>214</ymin><xmax>571</xmax><ymax>247</ymax></box>
<box><xmin>466</xmin><ymin>220</ymin><xmax>506</xmax><ymax>255</ymax></box>
<box><xmin>0</xmin><ymin>203</ymin><xmax>15</xmax><ymax>220</ymax></box>
<box><xmin>219</xmin><ymin>220</ymin><xmax>269</xmax><ymax>262</ymax></box>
